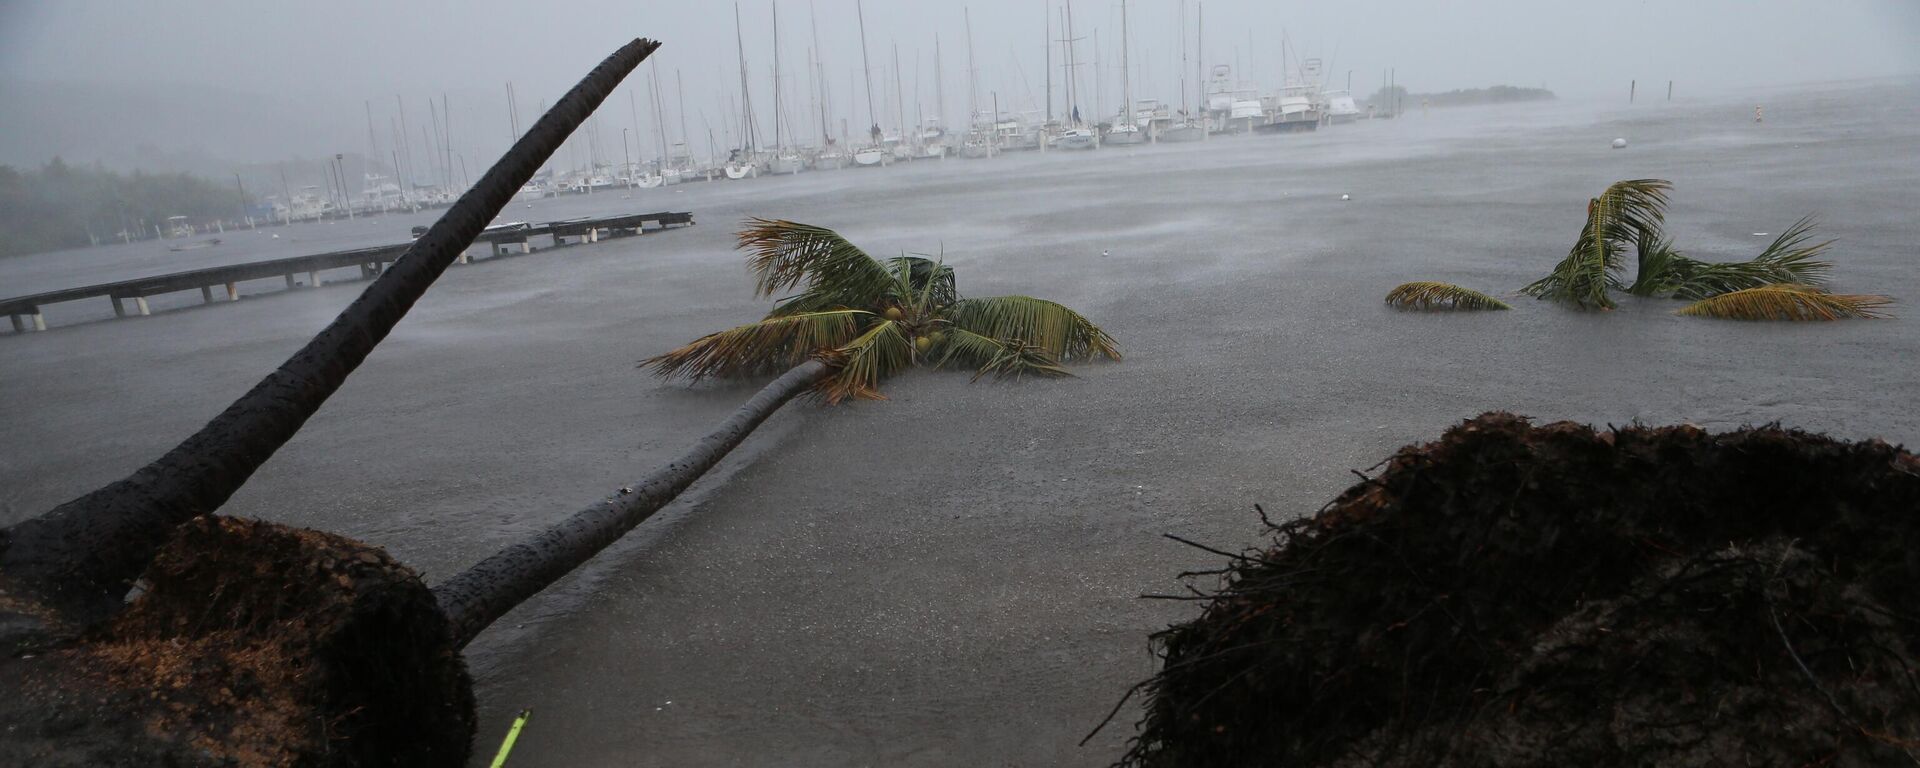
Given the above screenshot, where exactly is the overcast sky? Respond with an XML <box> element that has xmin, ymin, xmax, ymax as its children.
<box><xmin>1</xmin><ymin>0</ymin><xmax>1915</xmax><ymax>170</ymax></box>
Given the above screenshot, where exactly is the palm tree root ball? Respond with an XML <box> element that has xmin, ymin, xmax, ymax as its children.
<box><xmin>1123</xmin><ymin>412</ymin><xmax>1920</xmax><ymax>766</ymax></box>
<box><xmin>1</xmin><ymin>517</ymin><xmax>473</xmax><ymax>766</ymax></box>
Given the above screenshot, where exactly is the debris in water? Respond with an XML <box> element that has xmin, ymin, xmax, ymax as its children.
<box><xmin>1611</xmin><ymin>137</ymin><xmax>1628</xmax><ymax>148</ymax></box>
<box><xmin>1340</xmin><ymin>194</ymin><xmax>1351</xmax><ymax>201</ymax></box>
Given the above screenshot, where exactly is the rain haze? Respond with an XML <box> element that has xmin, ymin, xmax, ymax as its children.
<box><xmin>0</xmin><ymin>1</ymin><xmax>1915</xmax><ymax>170</ymax></box>
<box><xmin>3</xmin><ymin>1</ymin><xmax>1920</xmax><ymax>767</ymax></box>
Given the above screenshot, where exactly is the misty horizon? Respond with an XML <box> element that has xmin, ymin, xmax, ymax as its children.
<box><xmin>2</xmin><ymin>0</ymin><xmax>1917</xmax><ymax>176</ymax></box>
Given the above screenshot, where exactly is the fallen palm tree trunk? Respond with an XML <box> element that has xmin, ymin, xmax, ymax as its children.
<box><xmin>1119</xmin><ymin>413</ymin><xmax>1920</xmax><ymax>767</ymax></box>
<box><xmin>0</xmin><ymin>38</ymin><xmax>663</xmax><ymax>766</ymax></box>
<box><xmin>435</xmin><ymin>360</ymin><xmax>829</xmax><ymax>648</ymax></box>
<box><xmin>0</xmin><ymin>38</ymin><xmax>662</xmax><ymax>621</ymax></box>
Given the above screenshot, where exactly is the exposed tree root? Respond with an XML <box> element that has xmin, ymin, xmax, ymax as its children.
<box><xmin>1</xmin><ymin>517</ymin><xmax>473</xmax><ymax>767</ymax></box>
<box><xmin>1120</xmin><ymin>413</ymin><xmax>1920</xmax><ymax>767</ymax></box>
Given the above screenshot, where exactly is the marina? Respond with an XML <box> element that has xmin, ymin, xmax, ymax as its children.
<box><xmin>1</xmin><ymin>210</ymin><xmax>693</xmax><ymax>333</ymax></box>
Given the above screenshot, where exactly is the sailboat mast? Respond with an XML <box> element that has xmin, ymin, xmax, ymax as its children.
<box><xmin>1121</xmin><ymin>0</ymin><xmax>1131</xmax><ymax>129</ymax></box>
<box><xmin>364</xmin><ymin>101</ymin><xmax>380</xmax><ymax>194</ymax></box>
<box><xmin>966</xmin><ymin>7</ymin><xmax>978</xmax><ymax>129</ymax></box>
<box><xmin>1045</xmin><ymin>4</ymin><xmax>1053</xmax><ymax>125</ymax></box>
<box><xmin>1064</xmin><ymin>2</ymin><xmax>1077</xmax><ymax>124</ymax></box>
<box><xmin>734</xmin><ymin>3</ymin><xmax>757</xmax><ymax>153</ymax></box>
<box><xmin>676</xmin><ymin>69</ymin><xmax>692</xmax><ymax>163</ymax></box>
<box><xmin>811</xmin><ymin>0</ymin><xmax>830</xmax><ymax>143</ymax></box>
<box><xmin>893</xmin><ymin>42</ymin><xmax>905</xmax><ymax>137</ymax></box>
<box><xmin>628</xmin><ymin>87</ymin><xmax>644</xmax><ymax>167</ymax></box>
<box><xmin>1178</xmin><ymin>0</ymin><xmax>1188</xmax><ymax>116</ymax></box>
<box><xmin>772</xmin><ymin>1</ymin><xmax>783</xmax><ymax>151</ymax></box>
<box><xmin>505</xmin><ymin>83</ymin><xmax>519</xmax><ymax>144</ymax></box>
<box><xmin>935</xmin><ymin>34</ymin><xmax>946</xmax><ymax>128</ymax></box>
<box><xmin>856</xmin><ymin>0</ymin><xmax>877</xmax><ymax>139</ymax></box>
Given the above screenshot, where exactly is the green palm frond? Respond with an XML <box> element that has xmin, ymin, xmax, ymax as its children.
<box><xmin>1384</xmin><ymin>281</ymin><xmax>1512</xmax><ymax>311</ymax></box>
<box><xmin>1739</xmin><ymin>215</ymin><xmax>1833</xmax><ymax>288</ymax></box>
<box><xmin>949</xmin><ymin>296</ymin><xmax>1122</xmax><ymax>362</ymax></box>
<box><xmin>738</xmin><ymin>218</ymin><xmax>895</xmax><ymax>307</ymax></box>
<box><xmin>887</xmin><ymin>256</ymin><xmax>958</xmax><ymax>308</ymax></box>
<box><xmin>1625</xmin><ymin>231</ymin><xmax>1692</xmax><ymax>296</ymax></box>
<box><xmin>1675</xmin><ymin>285</ymin><xmax>1892</xmax><ymax>321</ymax></box>
<box><xmin>641</xmin><ymin>310</ymin><xmax>870</xmax><ymax>380</ymax></box>
<box><xmin>1629</xmin><ymin>216</ymin><xmax>1836</xmax><ymax>300</ymax></box>
<box><xmin>817</xmin><ymin>320</ymin><xmax>914</xmax><ymax>403</ymax></box>
<box><xmin>1524</xmin><ymin>179</ymin><xmax>1672</xmax><ymax>310</ymax></box>
<box><xmin>657</xmin><ymin>221</ymin><xmax>1118</xmax><ymax>404</ymax></box>
<box><xmin>935</xmin><ymin>327</ymin><xmax>1072</xmax><ymax>381</ymax></box>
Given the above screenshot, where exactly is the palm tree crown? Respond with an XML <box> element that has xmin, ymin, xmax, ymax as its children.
<box><xmin>644</xmin><ymin>219</ymin><xmax>1120</xmax><ymax>402</ymax></box>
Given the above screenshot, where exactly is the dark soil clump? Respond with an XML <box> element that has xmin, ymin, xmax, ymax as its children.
<box><xmin>1</xmin><ymin>517</ymin><xmax>473</xmax><ymax>766</ymax></box>
<box><xmin>1122</xmin><ymin>412</ymin><xmax>1920</xmax><ymax>766</ymax></box>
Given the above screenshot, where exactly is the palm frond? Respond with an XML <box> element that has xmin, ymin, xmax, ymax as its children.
<box><xmin>1675</xmin><ymin>285</ymin><xmax>1892</xmax><ymax>321</ymax></box>
<box><xmin>1742</xmin><ymin>215</ymin><xmax>1834</xmax><ymax>288</ymax></box>
<box><xmin>1629</xmin><ymin>216</ymin><xmax>1836</xmax><ymax>300</ymax></box>
<box><xmin>738</xmin><ymin>218</ymin><xmax>895</xmax><ymax>306</ymax></box>
<box><xmin>1384</xmin><ymin>281</ymin><xmax>1512</xmax><ymax>311</ymax></box>
<box><xmin>948</xmin><ymin>296</ymin><xmax>1121</xmax><ymax>362</ymax></box>
<box><xmin>1524</xmin><ymin>179</ymin><xmax>1672</xmax><ymax>310</ymax></box>
<box><xmin>642</xmin><ymin>310</ymin><xmax>870</xmax><ymax>380</ymax></box>
<box><xmin>816</xmin><ymin>320</ymin><xmax>914</xmax><ymax>403</ymax></box>
<box><xmin>1625</xmin><ymin>231</ymin><xmax>1692</xmax><ymax>296</ymax></box>
<box><xmin>888</xmin><ymin>256</ymin><xmax>958</xmax><ymax>308</ymax></box>
<box><xmin>936</xmin><ymin>327</ymin><xmax>1072</xmax><ymax>381</ymax></box>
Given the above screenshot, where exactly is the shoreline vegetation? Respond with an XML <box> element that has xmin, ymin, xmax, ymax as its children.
<box><xmin>1366</xmin><ymin>84</ymin><xmax>1555</xmax><ymax>111</ymax></box>
<box><xmin>0</xmin><ymin>158</ymin><xmax>246</xmax><ymax>258</ymax></box>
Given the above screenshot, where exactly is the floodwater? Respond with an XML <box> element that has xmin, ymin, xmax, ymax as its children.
<box><xmin>3</xmin><ymin>78</ymin><xmax>1918</xmax><ymax>766</ymax></box>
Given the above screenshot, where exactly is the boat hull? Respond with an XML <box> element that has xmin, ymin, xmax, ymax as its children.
<box><xmin>1159</xmin><ymin>124</ymin><xmax>1205</xmax><ymax>142</ymax></box>
<box><xmin>1052</xmin><ymin>136</ymin><xmax>1097</xmax><ymax>150</ymax></box>
<box><xmin>770</xmin><ymin>156</ymin><xmax>805</xmax><ymax>175</ymax></box>
<box><xmin>852</xmin><ymin>148</ymin><xmax>889</xmax><ymax>166</ymax></box>
<box><xmin>1104</xmin><ymin>129</ymin><xmax>1147</xmax><ymax>146</ymax></box>
<box><xmin>1255</xmin><ymin>119</ymin><xmax>1320</xmax><ymax>134</ymax></box>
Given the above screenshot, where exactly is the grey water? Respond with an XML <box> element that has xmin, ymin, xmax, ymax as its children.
<box><xmin>2</xmin><ymin>79</ymin><xmax>1917</xmax><ymax>766</ymax></box>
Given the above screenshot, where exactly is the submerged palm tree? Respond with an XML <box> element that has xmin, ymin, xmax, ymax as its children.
<box><xmin>1521</xmin><ymin>179</ymin><xmax>1671</xmax><ymax>310</ymax></box>
<box><xmin>1385</xmin><ymin>281</ymin><xmax>1511</xmax><ymax>311</ymax></box>
<box><xmin>1676</xmin><ymin>284</ymin><xmax>1892</xmax><ymax>321</ymax></box>
<box><xmin>644</xmin><ymin>219</ymin><xmax>1121</xmax><ymax>402</ymax></box>
<box><xmin>1627</xmin><ymin>217</ymin><xmax>1834</xmax><ymax>299</ymax></box>
<box><xmin>1522</xmin><ymin>179</ymin><xmax>1867</xmax><ymax>318</ymax></box>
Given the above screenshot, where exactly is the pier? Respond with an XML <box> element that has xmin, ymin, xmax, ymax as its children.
<box><xmin>3</xmin><ymin>211</ymin><xmax>694</xmax><ymax>334</ymax></box>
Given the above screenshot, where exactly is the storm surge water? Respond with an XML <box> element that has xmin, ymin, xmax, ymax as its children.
<box><xmin>2</xmin><ymin>79</ymin><xmax>1917</xmax><ymax>765</ymax></box>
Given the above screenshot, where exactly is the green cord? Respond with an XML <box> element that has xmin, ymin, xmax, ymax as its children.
<box><xmin>489</xmin><ymin>709</ymin><xmax>531</xmax><ymax>768</ymax></box>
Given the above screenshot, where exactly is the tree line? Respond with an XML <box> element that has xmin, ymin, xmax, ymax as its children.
<box><xmin>0</xmin><ymin>158</ymin><xmax>247</xmax><ymax>258</ymax></box>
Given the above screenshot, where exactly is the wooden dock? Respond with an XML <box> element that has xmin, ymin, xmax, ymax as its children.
<box><xmin>3</xmin><ymin>211</ymin><xmax>694</xmax><ymax>334</ymax></box>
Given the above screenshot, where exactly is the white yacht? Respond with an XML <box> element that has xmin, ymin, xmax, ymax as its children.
<box><xmin>1323</xmin><ymin>89</ymin><xmax>1361</xmax><ymax>123</ymax></box>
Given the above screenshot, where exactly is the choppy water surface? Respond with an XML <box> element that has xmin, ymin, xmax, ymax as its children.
<box><xmin>2</xmin><ymin>79</ymin><xmax>1917</xmax><ymax>766</ymax></box>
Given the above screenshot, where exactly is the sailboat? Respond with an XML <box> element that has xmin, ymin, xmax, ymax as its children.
<box><xmin>1050</xmin><ymin>1</ymin><xmax>1098</xmax><ymax>150</ymax></box>
<box><xmin>1161</xmin><ymin>0</ymin><xmax>1206</xmax><ymax>142</ymax></box>
<box><xmin>724</xmin><ymin>3</ymin><xmax>769</xmax><ymax>180</ymax></box>
<box><xmin>766</xmin><ymin>2</ymin><xmax>805</xmax><ymax>175</ymax></box>
<box><xmin>914</xmin><ymin>35</ymin><xmax>950</xmax><ymax>159</ymax></box>
<box><xmin>852</xmin><ymin>0</ymin><xmax>890</xmax><ymax>166</ymax></box>
<box><xmin>956</xmin><ymin>10</ymin><xmax>996</xmax><ymax>159</ymax></box>
<box><xmin>1104</xmin><ymin>0</ymin><xmax>1146</xmax><ymax>145</ymax></box>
